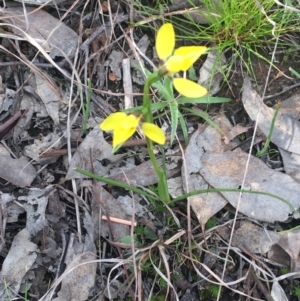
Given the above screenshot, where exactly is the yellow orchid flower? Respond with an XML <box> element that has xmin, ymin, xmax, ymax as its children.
<box><xmin>155</xmin><ymin>23</ymin><xmax>208</xmax><ymax>98</ymax></box>
<box><xmin>100</xmin><ymin>112</ymin><xmax>166</xmax><ymax>147</ymax></box>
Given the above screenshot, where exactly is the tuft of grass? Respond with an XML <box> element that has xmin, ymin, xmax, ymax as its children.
<box><xmin>182</xmin><ymin>0</ymin><xmax>297</xmax><ymax>81</ymax></box>
<box><xmin>199</xmin><ymin>289</ymin><xmax>210</xmax><ymax>299</ymax></box>
<box><xmin>294</xmin><ymin>286</ymin><xmax>300</xmax><ymax>299</ymax></box>
<box><xmin>157</xmin><ymin>278</ymin><xmax>168</xmax><ymax>289</ymax></box>
<box><xmin>142</xmin><ymin>258</ymin><xmax>155</xmax><ymax>273</ymax></box>
<box><xmin>205</xmin><ymin>217</ymin><xmax>218</xmax><ymax>230</ymax></box>
<box><xmin>181</xmin><ymin>0</ymin><xmax>296</xmax><ymax>46</ymax></box>
<box><xmin>208</xmin><ymin>283</ymin><xmax>223</xmax><ymax>299</ymax></box>
<box><xmin>279</xmin><ymin>266</ymin><xmax>289</xmax><ymax>275</ymax></box>
<box><xmin>166</xmin><ymin>0</ymin><xmax>298</xmax><ymax>53</ymax></box>
<box><xmin>134</xmin><ymin>0</ymin><xmax>299</xmax><ymax>88</ymax></box>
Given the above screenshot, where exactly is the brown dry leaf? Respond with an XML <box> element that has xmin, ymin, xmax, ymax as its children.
<box><xmin>110</xmin><ymin>158</ymin><xmax>180</xmax><ymax>187</ymax></box>
<box><xmin>231</xmin><ymin>221</ymin><xmax>279</xmax><ymax>254</ymax></box>
<box><xmin>185</xmin><ymin>173</ymin><xmax>227</xmax><ymax>226</ymax></box>
<box><xmin>167</xmin><ymin>176</ymin><xmax>184</xmax><ymax>198</ymax></box>
<box><xmin>18</xmin><ymin>186</ymin><xmax>53</xmax><ymax>236</ymax></box>
<box><xmin>200</xmin><ymin>150</ymin><xmax>300</xmax><ymax>222</ymax></box>
<box><xmin>184</xmin><ymin>113</ymin><xmax>233</xmax><ymax>175</ymax></box>
<box><xmin>53</xmin><ymin>235</ymin><xmax>96</xmax><ymax>301</ymax></box>
<box><xmin>29</xmin><ymin>73</ymin><xmax>62</xmax><ymax>125</ymax></box>
<box><xmin>24</xmin><ymin>131</ymin><xmax>65</xmax><ymax>165</ymax></box>
<box><xmin>66</xmin><ymin>126</ymin><xmax>124</xmax><ymax>180</ymax></box>
<box><xmin>0</xmin><ymin>84</ymin><xmax>16</xmax><ymax>122</ymax></box>
<box><xmin>279</xmin><ymin>148</ymin><xmax>300</xmax><ymax>183</ymax></box>
<box><xmin>91</xmin><ymin>181</ymin><xmax>130</xmax><ymax>242</ymax></box>
<box><xmin>0</xmin><ymin>193</ymin><xmax>25</xmax><ymax>224</ymax></box>
<box><xmin>107</xmin><ymin>50</ymin><xmax>124</xmax><ymax>81</ymax></box>
<box><xmin>2</xmin><ymin>6</ymin><xmax>78</xmax><ymax>58</ymax></box>
<box><xmin>269</xmin><ymin>70</ymin><xmax>285</xmax><ymax>84</ymax></box>
<box><xmin>223</xmin><ymin>124</ymin><xmax>252</xmax><ymax>144</ymax></box>
<box><xmin>0</xmin><ymin>229</ymin><xmax>37</xmax><ymax>300</ymax></box>
<box><xmin>268</xmin><ymin>244</ymin><xmax>290</xmax><ymax>267</ymax></box>
<box><xmin>242</xmin><ymin>77</ymin><xmax>300</xmax><ymax>154</ymax></box>
<box><xmin>278</xmin><ymin>229</ymin><xmax>300</xmax><ymax>276</ymax></box>
<box><xmin>270</xmin><ymin>92</ymin><xmax>300</xmax><ymax>180</ymax></box>
<box><xmin>275</xmin><ymin>94</ymin><xmax>300</xmax><ymax>120</ymax></box>
<box><xmin>0</xmin><ymin>145</ymin><xmax>36</xmax><ymax>187</ymax></box>
<box><xmin>101</xmin><ymin>1</ymin><xmax>109</xmax><ymax>12</ymax></box>
<box><xmin>183</xmin><ymin>115</ymin><xmax>232</xmax><ymax>226</ymax></box>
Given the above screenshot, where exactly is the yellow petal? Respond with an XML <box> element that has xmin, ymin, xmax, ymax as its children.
<box><xmin>113</xmin><ymin>125</ymin><xmax>136</xmax><ymax>147</ymax></box>
<box><xmin>142</xmin><ymin>122</ymin><xmax>166</xmax><ymax>145</ymax></box>
<box><xmin>120</xmin><ymin>114</ymin><xmax>140</xmax><ymax>129</ymax></box>
<box><xmin>174</xmin><ymin>46</ymin><xmax>207</xmax><ymax>56</ymax></box>
<box><xmin>164</xmin><ymin>55</ymin><xmax>185</xmax><ymax>73</ymax></box>
<box><xmin>173</xmin><ymin>78</ymin><xmax>207</xmax><ymax>98</ymax></box>
<box><xmin>100</xmin><ymin>112</ymin><xmax>127</xmax><ymax>131</ymax></box>
<box><xmin>155</xmin><ymin>23</ymin><xmax>175</xmax><ymax>60</ymax></box>
<box><xmin>174</xmin><ymin>46</ymin><xmax>207</xmax><ymax>71</ymax></box>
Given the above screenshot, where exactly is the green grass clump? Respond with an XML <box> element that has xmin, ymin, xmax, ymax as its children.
<box><xmin>134</xmin><ymin>0</ymin><xmax>299</xmax><ymax>87</ymax></box>
<box><xmin>135</xmin><ymin>0</ymin><xmax>298</xmax><ymax>49</ymax></box>
<box><xmin>279</xmin><ymin>266</ymin><xmax>289</xmax><ymax>275</ymax></box>
<box><xmin>184</xmin><ymin>0</ymin><xmax>296</xmax><ymax>46</ymax></box>
<box><xmin>199</xmin><ymin>283</ymin><xmax>223</xmax><ymax>300</ymax></box>
<box><xmin>294</xmin><ymin>286</ymin><xmax>300</xmax><ymax>299</ymax></box>
<box><xmin>180</xmin><ymin>0</ymin><xmax>298</xmax><ymax>78</ymax></box>
<box><xmin>205</xmin><ymin>217</ymin><xmax>218</xmax><ymax>230</ymax></box>
<box><xmin>208</xmin><ymin>283</ymin><xmax>223</xmax><ymax>299</ymax></box>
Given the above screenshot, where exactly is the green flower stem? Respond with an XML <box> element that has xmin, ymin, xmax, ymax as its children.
<box><xmin>142</xmin><ymin>72</ymin><xmax>161</xmax><ymax>122</ymax></box>
<box><xmin>146</xmin><ymin>137</ymin><xmax>170</xmax><ymax>203</ymax></box>
<box><xmin>143</xmin><ymin>71</ymin><xmax>170</xmax><ymax>203</ymax></box>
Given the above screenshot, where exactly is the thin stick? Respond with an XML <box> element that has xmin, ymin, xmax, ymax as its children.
<box><xmin>101</xmin><ymin>215</ymin><xmax>137</xmax><ymax>226</ymax></box>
